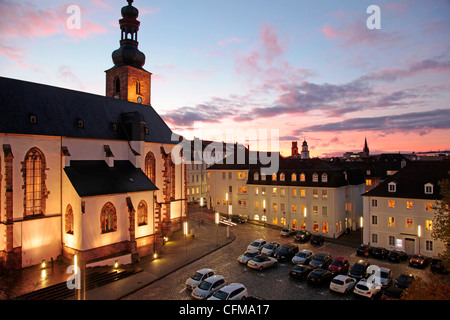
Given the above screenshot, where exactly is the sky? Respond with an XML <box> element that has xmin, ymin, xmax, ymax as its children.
<box><xmin>0</xmin><ymin>0</ymin><xmax>449</xmax><ymax>157</ymax></box>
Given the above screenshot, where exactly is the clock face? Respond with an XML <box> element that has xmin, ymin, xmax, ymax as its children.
<box><xmin>137</xmin><ymin>96</ymin><xmax>143</xmax><ymax>104</ymax></box>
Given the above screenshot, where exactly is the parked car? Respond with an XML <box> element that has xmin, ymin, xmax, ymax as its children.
<box><xmin>381</xmin><ymin>286</ymin><xmax>404</xmax><ymax>300</ymax></box>
<box><xmin>207</xmin><ymin>283</ymin><xmax>248</xmax><ymax>300</ymax></box>
<box><xmin>387</xmin><ymin>250</ymin><xmax>408</xmax><ymax>263</ymax></box>
<box><xmin>372</xmin><ymin>267</ymin><xmax>392</xmax><ymax>289</ymax></box>
<box><xmin>237</xmin><ymin>249</ymin><xmax>259</xmax><ymax>265</ymax></box>
<box><xmin>409</xmin><ymin>254</ymin><xmax>429</xmax><ymax>268</ymax></box>
<box><xmin>310</xmin><ymin>234</ymin><xmax>325</xmax><ymax>245</ymax></box>
<box><xmin>294</xmin><ymin>230</ymin><xmax>311</xmax><ymax>242</ymax></box>
<box><xmin>307</xmin><ymin>269</ymin><xmax>334</xmax><ymax>286</ymax></box>
<box><xmin>371</xmin><ymin>247</ymin><xmax>389</xmax><ymax>259</ymax></box>
<box><xmin>348</xmin><ymin>260</ymin><xmax>370</xmax><ymax>280</ymax></box>
<box><xmin>247</xmin><ymin>254</ymin><xmax>278</xmax><ymax>270</ymax></box>
<box><xmin>353</xmin><ymin>279</ymin><xmax>382</xmax><ymax>299</ymax></box>
<box><xmin>328</xmin><ymin>257</ymin><xmax>350</xmax><ymax>274</ymax></box>
<box><xmin>329</xmin><ymin>275</ymin><xmax>357</xmax><ymax>294</ymax></box>
<box><xmin>288</xmin><ymin>264</ymin><xmax>314</xmax><ymax>280</ymax></box>
<box><xmin>292</xmin><ymin>249</ymin><xmax>314</xmax><ymax>265</ymax></box>
<box><xmin>356</xmin><ymin>244</ymin><xmax>372</xmax><ymax>257</ymax></box>
<box><xmin>231</xmin><ymin>215</ymin><xmax>248</xmax><ymax>224</ymax></box>
<box><xmin>260</xmin><ymin>242</ymin><xmax>280</xmax><ymax>256</ymax></box>
<box><xmin>274</xmin><ymin>244</ymin><xmax>299</xmax><ymax>262</ymax></box>
<box><xmin>191</xmin><ymin>275</ymin><xmax>226</xmax><ymax>300</ymax></box>
<box><xmin>395</xmin><ymin>273</ymin><xmax>414</xmax><ymax>289</ymax></box>
<box><xmin>281</xmin><ymin>228</ymin><xmax>297</xmax><ymax>237</ymax></box>
<box><xmin>309</xmin><ymin>253</ymin><xmax>332</xmax><ymax>269</ymax></box>
<box><xmin>247</xmin><ymin>239</ymin><xmax>267</xmax><ymax>252</ymax></box>
<box><xmin>186</xmin><ymin>268</ymin><xmax>215</xmax><ymax>290</ymax></box>
<box><xmin>431</xmin><ymin>257</ymin><xmax>448</xmax><ymax>274</ymax></box>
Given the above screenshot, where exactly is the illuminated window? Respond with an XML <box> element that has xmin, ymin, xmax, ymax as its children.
<box><xmin>406</xmin><ymin>201</ymin><xmax>413</xmax><ymax>210</ymax></box>
<box><xmin>217</xmin><ymin>198</ymin><xmax>220</xmax><ymax>205</ymax></box>
<box><xmin>388</xmin><ymin>216</ymin><xmax>395</xmax><ymax>227</ymax></box>
<box><xmin>291</xmin><ymin>173</ymin><xmax>297</xmax><ymax>181</ymax></box>
<box><xmin>426</xmin><ymin>220</ymin><xmax>433</xmax><ymax>231</ymax></box>
<box><xmin>254</xmin><ymin>214</ymin><xmax>260</xmax><ymax>221</ymax></box>
<box><xmin>65</xmin><ymin>204</ymin><xmax>74</xmax><ymax>235</ymax></box>
<box><xmin>273</xmin><ymin>217</ymin><xmax>278</xmax><ymax>224</ymax></box>
<box><xmin>322</xmin><ymin>190</ymin><xmax>328</xmax><ymax>199</ymax></box>
<box><xmin>273</xmin><ymin>203</ymin><xmax>277</xmax><ymax>211</ymax></box>
<box><xmin>321</xmin><ymin>173</ymin><xmax>328</xmax><ymax>183</ymax></box>
<box><xmin>322</xmin><ymin>222</ymin><xmax>329</xmax><ymax>233</ymax></box>
<box><xmin>24</xmin><ymin>147</ymin><xmax>46</xmax><ymax>217</ymax></box>
<box><xmin>300</xmin><ymin>189</ymin><xmax>306</xmax><ymax>198</ymax></box>
<box><xmin>280</xmin><ymin>173</ymin><xmax>285</xmax><ymax>181</ymax></box>
<box><xmin>272</xmin><ymin>173</ymin><xmax>277</xmax><ymax>181</ymax></box>
<box><xmin>145</xmin><ymin>152</ymin><xmax>156</xmax><ymax>182</ymax></box>
<box><xmin>388</xmin><ymin>200</ymin><xmax>395</xmax><ymax>208</ymax></box>
<box><xmin>292</xmin><ymin>219</ymin><xmax>298</xmax><ymax>229</ymax></box>
<box><xmin>272</xmin><ymin>188</ymin><xmax>277</xmax><ymax>195</ymax></box>
<box><xmin>292</xmin><ymin>189</ymin><xmax>297</xmax><ymax>197</ymax></box>
<box><xmin>366</xmin><ymin>179</ymin><xmax>372</xmax><ymax>186</ymax></box>
<box><xmin>280</xmin><ymin>217</ymin><xmax>286</xmax><ymax>226</ymax></box>
<box><xmin>300</xmin><ymin>173</ymin><xmax>305</xmax><ymax>182</ymax></box>
<box><xmin>292</xmin><ymin>204</ymin><xmax>297</xmax><ymax>212</ymax></box>
<box><xmin>280</xmin><ymin>188</ymin><xmax>285</xmax><ymax>196</ymax></box>
<box><xmin>425</xmin><ymin>203</ymin><xmax>433</xmax><ymax>211</ymax></box>
<box><xmin>406</xmin><ymin>218</ymin><xmax>413</xmax><ymax>228</ymax></box>
<box><xmin>138</xmin><ymin>201</ymin><xmax>148</xmax><ymax>226</ymax></box>
<box><xmin>254</xmin><ymin>201</ymin><xmax>259</xmax><ymax>209</ymax></box>
<box><xmin>300</xmin><ymin>220</ymin><xmax>306</xmax><ymax>230</ymax></box>
<box><xmin>313</xmin><ymin>189</ymin><xmax>318</xmax><ymax>198</ymax></box>
<box><xmin>261</xmin><ymin>187</ymin><xmax>266</xmax><ymax>195</ymax></box>
<box><xmin>261</xmin><ymin>215</ymin><xmax>267</xmax><ymax>221</ymax></box>
<box><xmin>254</xmin><ymin>187</ymin><xmax>259</xmax><ymax>195</ymax></box>
<box><xmin>101</xmin><ymin>202</ymin><xmax>117</xmax><ymax>233</ymax></box>
<box><xmin>313</xmin><ymin>206</ymin><xmax>318</xmax><ymax>214</ymax></box>
<box><xmin>313</xmin><ymin>221</ymin><xmax>319</xmax><ymax>232</ymax></box>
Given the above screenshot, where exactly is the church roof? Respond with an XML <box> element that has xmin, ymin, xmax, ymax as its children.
<box><xmin>64</xmin><ymin>160</ymin><xmax>158</xmax><ymax>197</ymax></box>
<box><xmin>0</xmin><ymin>76</ymin><xmax>176</xmax><ymax>144</ymax></box>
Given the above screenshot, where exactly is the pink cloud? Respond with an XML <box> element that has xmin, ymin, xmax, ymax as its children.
<box><xmin>218</xmin><ymin>37</ymin><xmax>244</xmax><ymax>46</ymax></box>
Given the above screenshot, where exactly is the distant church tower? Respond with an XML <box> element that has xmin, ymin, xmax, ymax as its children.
<box><xmin>291</xmin><ymin>141</ymin><xmax>299</xmax><ymax>157</ymax></box>
<box><xmin>301</xmin><ymin>139</ymin><xmax>310</xmax><ymax>159</ymax></box>
<box><xmin>105</xmin><ymin>0</ymin><xmax>152</xmax><ymax>106</ymax></box>
<box><xmin>362</xmin><ymin>137</ymin><xmax>370</xmax><ymax>158</ymax></box>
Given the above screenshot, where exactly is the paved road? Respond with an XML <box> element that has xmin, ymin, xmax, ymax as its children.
<box><xmin>124</xmin><ymin>220</ymin><xmax>430</xmax><ymax>300</ymax></box>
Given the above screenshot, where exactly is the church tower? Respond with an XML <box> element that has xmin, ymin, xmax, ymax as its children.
<box><xmin>105</xmin><ymin>0</ymin><xmax>152</xmax><ymax>106</ymax></box>
<box><xmin>301</xmin><ymin>139</ymin><xmax>310</xmax><ymax>159</ymax></box>
<box><xmin>362</xmin><ymin>137</ymin><xmax>370</xmax><ymax>158</ymax></box>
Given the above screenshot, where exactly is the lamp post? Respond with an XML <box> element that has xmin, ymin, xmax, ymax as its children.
<box><xmin>360</xmin><ymin>217</ymin><xmax>364</xmax><ymax>244</ymax></box>
<box><xmin>215</xmin><ymin>212</ymin><xmax>220</xmax><ymax>247</ymax></box>
<box><xmin>417</xmin><ymin>225</ymin><xmax>422</xmax><ymax>254</ymax></box>
<box><xmin>183</xmin><ymin>221</ymin><xmax>188</xmax><ymax>262</ymax></box>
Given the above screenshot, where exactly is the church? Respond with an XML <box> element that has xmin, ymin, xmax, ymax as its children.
<box><xmin>0</xmin><ymin>1</ymin><xmax>187</xmax><ymax>269</ymax></box>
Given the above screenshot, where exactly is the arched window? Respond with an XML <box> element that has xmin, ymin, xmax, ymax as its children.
<box><xmin>322</xmin><ymin>173</ymin><xmax>328</xmax><ymax>182</ymax></box>
<box><xmin>114</xmin><ymin>77</ymin><xmax>120</xmax><ymax>93</ymax></box>
<box><xmin>101</xmin><ymin>202</ymin><xmax>117</xmax><ymax>233</ymax></box>
<box><xmin>291</xmin><ymin>173</ymin><xmax>297</xmax><ymax>182</ymax></box>
<box><xmin>272</xmin><ymin>173</ymin><xmax>277</xmax><ymax>181</ymax></box>
<box><xmin>280</xmin><ymin>173</ymin><xmax>285</xmax><ymax>181</ymax></box>
<box><xmin>145</xmin><ymin>152</ymin><xmax>156</xmax><ymax>183</ymax></box>
<box><xmin>253</xmin><ymin>172</ymin><xmax>259</xmax><ymax>180</ymax></box>
<box><xmin>292</xmin><ymin>219</ymin><xmax>298</xmax><ymax>229</ymax></box>
<box><xmin>137</xmin><ymin>200</ymin><xmax>148</xmax><ymax>226</ymax></box>
<box><xmin>24</xmin><ymin>147</ymin><xmax>46</xmax><ymax>216</ymax></box>
<box><xmin>136</xmin><ymin>81</ymin><xmax>141</xmax><ymax>94</ymax></box>
<box><xmin>65</xmin><ymin>204</ymin><xmax>74</xmax><ymax>235</ymax></box>
<box><xmin>312</xmin><ymin>173</ymin><xmax>319</xmax><ymax>182</ymax></box>
<box><xmin>300</xmin><ymin>173</ymin><xmax>306</xmax><ymax>182</ymax></box>
<box><xmin>300</xmin><ymin>220</ymin><xmax>306</xmax><ymax>230</ymax></box>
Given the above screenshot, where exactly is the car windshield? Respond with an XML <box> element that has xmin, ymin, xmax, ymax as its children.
<box><xmin>390</xmin><ymin>252</ymin><xmax>398</xmax><ymax>257</ymax></box>
<box><xmin>296</xmin><ymin>252</ymin><xmax>308</xmax><ymax>258</ymax></box>
<box><xmin>332</xmin><ymin>278</ymin><xmax>344</xmax><ymax>285</ymax></box>
<box><xmin>244</xmin><ymin>251</ymin><xmax>257</xmax><ymax>257</ymax></box>
<box><xmin>212</xmin><ymin>290</ymin><xmax>229</xmax><ymax>300</ymax></box>
<box><xmin>250</xmin><ymin>241</ymin><xmax>261</xmax><ymax>246</ymax></box>
<box><xmin>356</xmin><ymin>284</ymin><xmax>368</xmax><ymax>291</ymax></box>
<box><xmin>192</xmin><ymin>272</ymin><xmax>204</xmax><ymax>281</ymax></box>
<box><xmin>314</xmin><ymin>255</ymin><xmax>325</xmax><ymax>261</ymax></box>
<box><xmin>198</xmin><ymin>281</ymin><xmax>213</xmax><ymax>290</ymax></box>
<box><xmin>352</xmin><ymin>264</ymin><xmax>365</xmax><ymax>271</ymax></box>
<box><xmin>278</xmin><ymin>247</ymin><xmax>289</xmax><ymax>253</ymax></box>
<box><xmin>380</xmin><ymin>271</ymin><xmax>390</xmax><ymax>278</ymax></box>
<box><xmin>294</xmin><ymin>265</ymin><xmax>307</xmax><ymax>271</ymax></box>
<box><xmin>332</xmin><ymin>260</ymin><xmax>343</xmax><ymax>266</ymax></box>
<box><xmin>265</xmin><ymin>244</ymin><xmax>275</xmax><ymax>249</ymax></box>
<box><xmin>253</xmin><ymin>256</ymin><xmax>267</xmax><ymax>262</ymax></box>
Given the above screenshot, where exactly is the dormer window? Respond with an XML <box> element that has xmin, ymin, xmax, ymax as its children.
<box><xmin>254</xmin><ymin>172</ymin><xmax>259</xmax><ymax>180</ymax></box>
<box><xmin>424</xmin><ymin>183</ymin><xmax>434</xmax><ymax>195</ymax></box>
<box><xmin>312</xmin><ymin>173</ymin><xmax>319</xmax><ymax>182</ymax></box>
<box><xmin>321</xmin><ymin>173</ymin><xmax>328</xmax><ymax>183</ymax></box>
<box><xmin>388</xmin><ymin>182</ymin><xmax>396</xmax><ymax>193</ymax></box>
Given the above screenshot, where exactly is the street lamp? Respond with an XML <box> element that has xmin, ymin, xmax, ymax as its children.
<box><xmin>360</xmin><ymin>217</ymin><xmax>364</xmax><ymax>244</ymax></box>
<box><xmin>215</xmin><ymin>212</ymin><xmax>220</xmax><ymax>246</ymax></box>
<box><xmin>417</xmin><ymin>225</ymin><xmax>422</xmax><ymax>254</ymax></box>
<box><xmin>183</xmin><ymin>221</ymin><xmax>189</xmax><ymax>262</ymax></box>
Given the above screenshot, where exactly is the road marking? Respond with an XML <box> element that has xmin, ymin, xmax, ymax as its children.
<box><xmin>179</xmin><ymin>287</ymin><xmax>186</xmax><ymax>294</ymax></box>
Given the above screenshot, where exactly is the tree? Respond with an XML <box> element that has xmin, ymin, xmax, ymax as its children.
<box><xmin>432</xmin><ymin>179</ymin><xmax>450</xmax><ymax>271</ymax></box>
<box><xmin>402</xmin><ymin>275</ymin><xmax>449</xmax><ymax>300</ymax></box>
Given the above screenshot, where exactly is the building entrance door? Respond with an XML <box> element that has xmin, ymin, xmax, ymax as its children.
<box><xmin>405</xmin><ymin>238</ymin><xmax>416</xmax><ymax>255</ymax></box>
